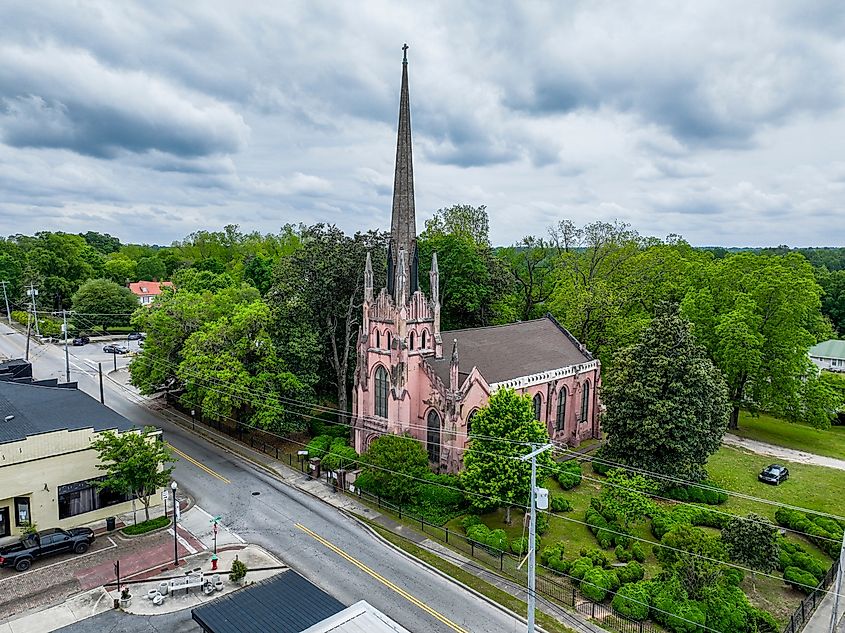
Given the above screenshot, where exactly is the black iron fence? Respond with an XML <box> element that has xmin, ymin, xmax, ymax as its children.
<box><xmin>782</xmin><ymin>558</ymin><xmax>840</xmax><ymax>633</ymax></box>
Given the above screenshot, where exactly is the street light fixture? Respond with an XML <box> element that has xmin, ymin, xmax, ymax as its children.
<box><xmin>171</xmin><ymin>480</ymin><xmax>178</xmax><ymax>567</ymax></box>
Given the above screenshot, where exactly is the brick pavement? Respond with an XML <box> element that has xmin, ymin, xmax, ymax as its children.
<box><xmin>0</xmin><ymin>527</ymin><xmax>196</xmax><ymax>622</ymax></box>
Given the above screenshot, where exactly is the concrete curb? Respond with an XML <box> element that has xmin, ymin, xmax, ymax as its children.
<box><xmin>164</xmin><ymin>414</ymin><xmax>560</xmax><ymax>632</ymax></box>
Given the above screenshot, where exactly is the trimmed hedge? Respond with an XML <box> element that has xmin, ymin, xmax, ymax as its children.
<box><xmin>616</xmin><ymin>561</ymin><xmax>645</xmax><ymax>585</ymax></box>
<box><xmin>612</xmin><ymin>581</ymin><xmax>650</xmax><ymax>621</ymax></box>
<box><xmin>122</xmin><ymin>515</ymin><xmax>170</xmax><ymax>535</ymax></box>
<box><xmin>784</xmin><ymin>566</ymin><xmax>820</xmax><ymax>594</ymax></box>
<box><xmin>630</xmin><ymin>541</ymin><xmax>646</xmax><ymax>563</ymax></box>
<box><xmin>581</xmin><ymin>566</ymin><xmax>615</xmax><ymax>602</ymax></box>
<box><xmin>775</xmin><ymin>508</ymin><xmax>844</xmax><ymax>557</ymax></box>
<box><xmin>550</xmin><ymin>495</ymin><xmax>573</xmax><ymax>512</ymax></box>
<box><xmin>615</xmin><ymin>544</ymin><xmax>632</xmax><ymax>563</ymax></box>
<box><xmin>778</xmin><ymin>537</ymin><xmax>827</xmax><ymax>581</ymax></box>
<box><xmin>651</xmin><ymin>505</ymin><xmax>728</xmax><ymax>540</ymax></box>
<box><xmin>663</xmin><ymin>481</ymin><xmax>728</xmax><ymax>505</ymax></box>
<box><xmin>553</xmin><ymin>459</ymin><xmax>583</xmax><ymax>489</ymax></box>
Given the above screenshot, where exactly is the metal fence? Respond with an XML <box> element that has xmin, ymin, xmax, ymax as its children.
<box><xmin>782</xmin><ymin>558</ymin><xmax>840</xmax><ymax>633</ymax></box>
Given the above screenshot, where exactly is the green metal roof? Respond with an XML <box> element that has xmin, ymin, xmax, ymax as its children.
<box><xmin>809</xmin><ymin>339</ymin><xmax>845</xmax><ymax>360</ymax></box>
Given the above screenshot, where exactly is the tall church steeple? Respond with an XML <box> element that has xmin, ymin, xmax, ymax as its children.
<box><xmin>387</xmin><ymin>43</ymin><xmax>418</xmax><ymax>299</ymax></box>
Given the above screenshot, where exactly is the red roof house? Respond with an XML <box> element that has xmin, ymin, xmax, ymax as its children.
<box><xmin>128</xmin><ymin>281</ymin><xmax>173</xmax><ymax>306</ymax></box>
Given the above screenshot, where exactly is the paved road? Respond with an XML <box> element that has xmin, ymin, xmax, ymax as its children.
<box><xmin>1</xmin><ymin>324</ymin><xmax>528</xmax><ymax>633</ymax></box>
<box><xmin>723</xmin><ymin>433</ymin><xmax>845</xmax><ymax>472</ymax></box>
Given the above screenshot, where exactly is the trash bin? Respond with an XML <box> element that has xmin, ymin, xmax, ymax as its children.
<box><xmin>106</xmin><ymin>516</ymin><xmax>116</xmax><ymax>531</ymax></box>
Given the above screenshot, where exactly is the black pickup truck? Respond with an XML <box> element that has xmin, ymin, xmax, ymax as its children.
<box><xmin>0</xmin><ymin>527</ymin><xmax>95</xmax><ymax>572</ymax></box>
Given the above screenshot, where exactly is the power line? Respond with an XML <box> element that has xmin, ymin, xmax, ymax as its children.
<box><xmin>82</xmin><ymin>354</ymin><xmax>844</xmax><ymax>599</ymax></box>
<box><xmin>124</xmin><ymin>349</ymin><xmax>845</xmax><ymax>535</ymax></box>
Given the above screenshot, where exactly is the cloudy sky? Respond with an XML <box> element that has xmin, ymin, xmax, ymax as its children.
<box><xmin>1</xmin><ymin>1</ymin><xmax>844</xmax><ymax>247</ymax></box>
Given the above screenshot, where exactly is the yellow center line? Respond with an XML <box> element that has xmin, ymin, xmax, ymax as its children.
<box><xmin>168</xmin><ymin>443</ymin><xmax>231</xmax><ymax>484</ymax></box>
<box><xmin>295</xmin><ymin>523</ymin><xmax>469</xmax><ymax>633</ymax></box>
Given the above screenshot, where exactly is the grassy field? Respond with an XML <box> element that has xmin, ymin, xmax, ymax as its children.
<box><xmin>732</xmin><ymin>410</ymin><xmax>845</xmax><ymax>459</ymax></box>
<box><xmin>706</xmin><ymin>444</ymin><xmax>845</xmax><ymax>519</ymax></box>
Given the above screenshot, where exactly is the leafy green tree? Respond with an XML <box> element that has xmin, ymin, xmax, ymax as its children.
<box><xmin>71</xmin><ymin>278</ymin><xmax>139</xmax><ymax>332</ymax></box>
<box><xmin>499</xmin><ymin>236</ymin><xmax>556</xmax><ymax>321</ymax></box>
<box><xmin>816</xmin><ymin>267</ymin><xmax>845</xmax><ymax>336</ymax></box>
<box><xmin>682</xmin><ymin>252</ymin><xmax>831</xmax><ymax>428</ymax></box>
<box><xmin>358</xmin><ymin>435</ymin><xmax>429</xmax><ymax>503</ymax></box>
<box><xmin>722</xmin><ymin>513</ymin><xmax>779</xmax><ymax>573</ymax></box>
<box><xmin>601</xmin><ymin>304</ymin><xmax>730</xmax><ymax>482</ymax></box>
<box><xmin>656</xmin><ymin>524</ymin><xmax>729</xmax><ymax>600</ymax></box>
<box><xmin>91</xmin><ymin>426</ymin><xmax>175</xmax><ymax>521</ymax></box>
<box><xmin>136</xmin><ymin>256</ymin><xmax>167</xmax><ymax>281</ymax></box>
<box><xmin>269</xmin><ymin>224</ymin><xmax>387</xmax><ymax>414</ymax></box>
<box><xmin>461</xmin><ymin>388</ymin><xmax>553</xmax><ymax>523</ymax></box>
<box><xmin>178</xmin><ymin>301</ymin><xmax>312</xmax><ymax>433</ymax></box>
<box><xmin>103</xmin><ymin>255</ymin><xmax>137</xmax><ymax>285</ymax></box>
<box><xmin>599</xmin><ymin>469</ymin><xmax>657</xmax><ymax>530</ymax></box>
<box><xmin>171</xmin><ymin>268</ymin><xmax>236</xmax><ymax>293</ymax></box>
<box><xmin>80</xmin><ymin>231</ymin><xmax>121</xmax><ymax>254</ymax></box>
<box><xmin>21</xmin><ymin>232</ymin><xmax>102</xmax><ymax>309</ymax></box>
<box><xmin>423</xmin><ymin>204</ymin><xmax>491</xmax><ymax>246</ymax></box>
<box><xmin>130</xmin><ymin>284</ymin><xmax>259</xmax><ymax>393</ymax></box>
<box><xmin>244</xmin><ymin>254</ymin><xmax>274</xmax><ymax>295</ymax></box>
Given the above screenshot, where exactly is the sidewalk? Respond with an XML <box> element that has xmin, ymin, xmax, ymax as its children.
<box><xmin>803</xmin><ymin>589</ymin><xmax>845</xmax><ymax>633</ymax></box>
<box><xmin>172</xmin><ymin>414</ymin><xmax>609</xmax><ymax>633</ymax></box>
<box><xmin>0</xmin><ymin>545</ymin><xmax>283</xmax><ymax>633</ymax></box>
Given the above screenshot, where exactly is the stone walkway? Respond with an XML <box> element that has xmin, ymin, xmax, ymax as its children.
<box><xmin>723</xmin><ymin>434</ymin><xmax>845</xmax><ymax>472</ymax></box>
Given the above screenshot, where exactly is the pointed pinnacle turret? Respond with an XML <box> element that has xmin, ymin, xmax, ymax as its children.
<box><xmin>388</xmin><ymin>43</ymin><xmax>418</xmax><ymax>300</ymax></box>
<box><xmin>429</xmin><ymin>251</ymin><xmax>440</xmax><ymax>305</ymax></box>
<box><xmin>451</xmin><ymin>338</ymin><xmax>459</xmax><ymax>365</ymax></box>
<box><xmin>364</xmin><ymin>251</ymin><xmax>374</xmax><ymax>302</ymax></box>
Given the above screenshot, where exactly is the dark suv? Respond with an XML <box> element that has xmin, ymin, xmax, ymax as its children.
<box><xmin>127</xmin><ymin>332</ymin><xmax>144</xmax><ymax>340</ymax></box>
<box><xmin>758</xmin><ymin>464</ymin><xmax>789</xmax><ymax>485</ymax></box>
<box><xmin>103</xmin><ymin>344</ymin><xmax>129</xmax><ymax>354</ymax></box>
<box><xmin>0</xmin><ymin>527</ymin><xmax>95</xmax><ymax>572</ymax></box>
<box><xmin>72</xmin><ymin>336</ymin><xmax>90</xmax><ymax>346</ymax></box>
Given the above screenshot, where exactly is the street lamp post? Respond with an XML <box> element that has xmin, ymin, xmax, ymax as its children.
<box><xmin>171</xmin><ymin>481</ymin><xmax>179</xmax><ymax>567</ymax></box>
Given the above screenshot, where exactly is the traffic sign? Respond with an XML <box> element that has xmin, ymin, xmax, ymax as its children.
<box><xmin>161</xmin><ymin>490</ymin><xmax>169</xmax><ymax>501</ymax></box>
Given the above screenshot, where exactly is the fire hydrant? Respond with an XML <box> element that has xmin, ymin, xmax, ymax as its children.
<box><xmin>211</xmin><ymin>555</ymin><xmax>218</xmax><ymax>571</ymax></box>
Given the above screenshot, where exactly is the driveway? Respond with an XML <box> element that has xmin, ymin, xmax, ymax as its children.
<box><xmin>723</xmin><ymin>434</ymin><xmax>845</xmax><ymax>472</ymax></box>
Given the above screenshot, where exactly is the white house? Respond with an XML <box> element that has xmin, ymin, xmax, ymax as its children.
<box><xmin>809</xmin><ymin>339</ymin><xmax>845</xmax><ymax>373</ymax></box>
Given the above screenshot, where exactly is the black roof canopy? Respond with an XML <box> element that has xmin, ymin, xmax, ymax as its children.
<box><xmin>192</xmin><ymin>571</ymin><xmax>346</xmax><ymax>633</ymax></box>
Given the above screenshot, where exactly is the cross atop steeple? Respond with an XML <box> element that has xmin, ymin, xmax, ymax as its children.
<box><xmin>387</xmin><ymin>43</ymin><xmax>418</xmax><ymax>300</ymax></box>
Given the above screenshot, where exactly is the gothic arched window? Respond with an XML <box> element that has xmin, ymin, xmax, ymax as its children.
<box><xmin>375</xmin><ymin>330</ymin><xmax>380</xmax><ymax>348</ymax></box>
<box><xmin>374</xmin><ymin>366</ymin><xmax>389</xmax><ymax>418</ymax></box>
<box><xmin>580</xmin><ymin>381</ymin><xmax>590</xmax><ymax>423</ymax></box>
<box><xmin>533</xmin><ymin>394</ymin><xmax>542</xmax><ymax>421</ymax></box>
<box><xmin>421</xmin><ymin>330</ymin><xmax>427</xmax><ymax>349</ymax></box>
<box><xmin>556</xmin><ymin>390</ymin><xmax>567</xmax><ymax>431</ymax></box>
<box><xmin>410</xmin><ymin>331</ymin><xmax>415</xmax><ymax>350</ymax></box>
<box><xmin>466</xmin><ymin>410</ymin><xmax>477</xmax><ymax>438</ymax></box>
<box><xmin>427</xmin><ymin>410</ymin><xmax>441</xmax><ymax>463</ymax></box>
<box><xmin>386</xmin><ymin>331</ymin><xmax>392</xmax><ymax>349</ymax></box>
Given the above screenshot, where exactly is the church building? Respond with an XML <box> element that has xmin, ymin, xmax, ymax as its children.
<box><xmin>352</xmin><ymin>49</ymin><xmax>602</xmax><ymax>473</ymax></box>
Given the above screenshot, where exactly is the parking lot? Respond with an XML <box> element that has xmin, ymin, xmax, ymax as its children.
<box><xmin>60</xmin><ymin>338</ymin><xmax>143</xmax><ymax>375</ymax></box>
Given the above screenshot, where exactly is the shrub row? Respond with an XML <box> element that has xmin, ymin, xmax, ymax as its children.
<box><xmin>775</xmin><ymin>508</ymin><xmax>844</xmax><ymax>558</ymax></box>
<box><xmin>651</xmin><ymin>505</ymin><xmax>728</xmax><ymax>540</ymax></box>
<box><xmin>778</xmin><ymin>537</ymin><xmax>828</xmax><ymax>582</ymax></box>
<box><xmin>550</xmin><ymin>495</ymin><xmax>573</xmax><ymax>513</ymax></box>
<box><xmin>552</xmin><ymin>459</ymin><xmax>583</xmax><ymax>490</ymax></box>
<box><xmin>784</xmin><ymin>567</ymin><xmax>820</xmax><ymax>594</ymax></box>
<box><xmin>586</xmin><ymin>502</ymin><xmax>630</xmax><ymax>549</ymax></box>
<box><xmin>615</xmin><ymin>543</ymin><xmax>646</xmax><ymax>563</ymax></box>
<box><xmin>663</xmin><ymin>481</ymin><xmax>728</xmax><ymax>505</ymax></box>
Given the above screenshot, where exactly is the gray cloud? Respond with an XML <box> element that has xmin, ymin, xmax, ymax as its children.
<box><xmin>0</xmin><ymin>1</ymin><xmax>843</xmax><ymax>247</ymax></box>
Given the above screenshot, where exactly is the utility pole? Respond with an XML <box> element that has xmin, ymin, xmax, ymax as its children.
<box><xmin>519</xmin><ymin>443</ymin><xmax>552</xmax><ymax>633</ymax></box>
<box><xmin>0</xmin><ymin>281</ymin><xmax>11</xmax><ymax>325</ymax></box>
<box><xmin>25</xmin><ymin>311</ymin><xmax>31</xmax><ymax>360</ymax></box>
<box><xmin>98</xmin><ymin>363</ymin><xmax>105</xmax><ymax>404</ymax></box>
<box><xmin>27</xmin><ymin>284</ymin><xmax>39</xmax><ymax>337</ymax></box>
<box><xmin>62</xmin><ymin>310</ymin><xmax>70</xmax><ymax>382</ymax></box>
<box><xmin>830</xmin><ymin>529</ymin><xmax>845</xmax><ymax>633</ymax></box>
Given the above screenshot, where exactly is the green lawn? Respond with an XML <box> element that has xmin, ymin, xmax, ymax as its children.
<box><xmin>706</xmin><ymin>445</ymin><xmax>845</xmax><ymax>520</ymax></box>
<box><xmin>733</xmin><ymin>410</ymin><xmax>845</xmax><ymax>460</ymax></box>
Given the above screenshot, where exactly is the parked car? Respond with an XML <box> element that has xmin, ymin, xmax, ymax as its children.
<box><xmin>127</xmin><ymin>332</ymin><xmax>145</xmax><ymax>341</ymax></box>
<box><xmin>758</xmin><ymin>464</ymin><xmax>789</xmax><ymax>485</ymax></box>
<box><xmin>72</xmin><ymin>336</ymin><xmax>90</xmax><ymax>346</ymax></box>
<box><xmin>0</xmin><ymin>528</ymin><xmax>95</xmax><ymax>572</ymax></box>
<box><xmin>103</xmin><ymin>344</ymin><xmax>129</xmax><ymax>354</ymax></box>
